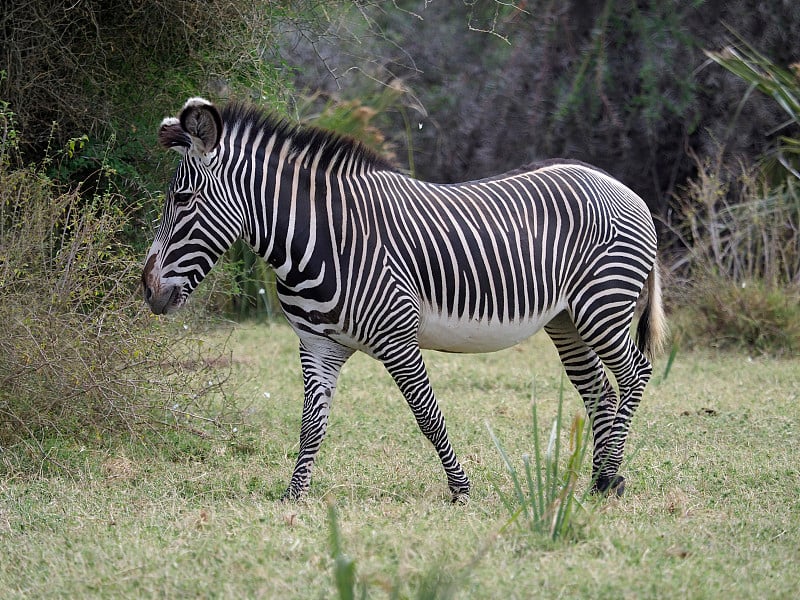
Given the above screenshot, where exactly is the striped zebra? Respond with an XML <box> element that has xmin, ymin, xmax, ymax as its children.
<box><xmin>142</xmin><ymin>97</ymin><xmax>667</xmax><ymax>502</ymax></box>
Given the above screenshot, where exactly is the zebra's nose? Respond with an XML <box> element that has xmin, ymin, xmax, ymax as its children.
<box><xmin>142</xmin><ymin>253</ymin><xmax>158</xmax><ymax>308</ymax></box>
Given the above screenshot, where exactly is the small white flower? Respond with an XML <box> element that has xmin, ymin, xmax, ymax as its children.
<box><xmin>258</xmin><ymin>288</ymin><xmax>266</xmax><ymax>295</ymax></box>
<box><xmin>263</xmin><ymin>392</ymin><xmax>271</xmax><ymax>399</ymax></box>
<box><xmin>183</xmin><ymin>323</ymin><xmax>189</xmax><ymax>330</ymax></box>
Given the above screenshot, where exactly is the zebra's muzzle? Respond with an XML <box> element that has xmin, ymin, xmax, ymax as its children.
<box><xmin>144</xmin><ymin>282</ymin><xmax>182</xmax><ymax>315</ymax></box>
<box><xmin>142</xmin><ymin>253</ymin><xmax>183</xmax><ymax>315</ymax></box>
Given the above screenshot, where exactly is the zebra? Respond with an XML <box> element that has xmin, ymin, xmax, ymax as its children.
<box><xmin>142</xmin><ymin>97</ymin><xmax>667</xmax><ymax>503</ymax></box>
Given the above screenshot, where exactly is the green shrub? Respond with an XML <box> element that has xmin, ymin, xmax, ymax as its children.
<box><xmin>676</xmin><ymin>277</ymin><xmax>800</xmax><ymax>355</ymax></box>
<box><xmin>0</xmin><ymin>110</ymin><xmax>237</xmax><ymax>451</ymax></box>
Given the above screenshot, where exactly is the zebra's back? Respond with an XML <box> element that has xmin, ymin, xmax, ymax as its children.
<box><xmin>363</xmin><ymin>162</ymin><xmax>654</xmax><ymax>352</ymax></box>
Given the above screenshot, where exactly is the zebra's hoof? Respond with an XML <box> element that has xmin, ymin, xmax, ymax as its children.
<box><xmin>451</xmin><ymin>492</ymin><xmax>470</xmax><ymax>505</ymax></box>
<box><xmin>592</xmin><ymin>475</ymin><xmax>626</xmax><ymax>497</ymax></box>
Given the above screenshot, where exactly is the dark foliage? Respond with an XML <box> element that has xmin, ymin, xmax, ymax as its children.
<box><xmin>285</xmin><ymin>1</ymin><xmax>800</xmax><ymax>213</ymax></box>
<box><xmin>0</xmin><ymin>0</ymin><xmax>313</xmax><ymax>238</ymax></box>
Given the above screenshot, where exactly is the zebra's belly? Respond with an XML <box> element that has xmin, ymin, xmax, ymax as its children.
<box><xmin>416</xmin><ymin>303</ymin><xmax>566</xmax><ymax>353</ymax></box>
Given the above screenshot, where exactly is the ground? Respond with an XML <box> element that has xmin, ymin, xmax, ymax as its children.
<box><xmin>1</xmin><ymin>323</ymin><xmax>798</xmax><ymax>598</ymax></box>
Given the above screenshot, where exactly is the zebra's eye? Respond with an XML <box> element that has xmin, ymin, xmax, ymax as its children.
<box><xmin>173</xmin><ymin>192</ymin><xmax>193</xmax><ymax>206</ymax></box>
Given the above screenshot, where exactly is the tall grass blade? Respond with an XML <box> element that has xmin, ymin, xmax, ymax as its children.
<box><xmin>661</xmin><ymin>344</ymin><xmax>679</xmax><ymax>381</ymax></box>
<box><xmin>546</xmin><ymin>376</ymin><xmax>566</xmax><ymax>504</ymax></box>
<box><xmin>522</xmin><ymin>454</ymin><xmax>540</xmax><ymax>526</ymax></box>
<box><xmin>545</xmin><ymin>419</ymin><xmax>558</xmax><ymax>503</ymax></box>
<box><xmin>553</xmin><ymin>411</ymin><xmax>588</xmax><ymax>538</ymax></box>
<box><xmin>531</xmin><ymin>400</ymin><xmax>546</xmax><ymax>521</ymax></box>
<box><xmin>486</xmin><ymin>422</ymin><xmax>529</xmax><ymax>520</ymax></box>
<box><xmin>327</xmin><ymin>502</ymin><xmax>358</xmax><ymax>600</ymax></box>
<box><xmin>489</xmin><ymin>375</ymin><xmax>592</xmax><ymax>541</ymax></box>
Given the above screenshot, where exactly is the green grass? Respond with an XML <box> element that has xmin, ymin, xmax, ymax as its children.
<box><xmin>1</xmin><ymin>322</ymin><xmax>799</xmax><ymax>598</ymax></box>
<box><xmin>487</xmin><ymin>384</ymin><xmax>592</xmax><ymax>543</ymax></box>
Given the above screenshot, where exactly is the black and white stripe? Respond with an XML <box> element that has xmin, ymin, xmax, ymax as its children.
<box><xmin>143</xmin><ymin>98</ymin><xmax>666</xmax><ymax>501</ymax></box>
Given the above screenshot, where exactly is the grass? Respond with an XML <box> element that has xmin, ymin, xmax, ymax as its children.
<box><xmin>487</xmin><ymin>382</ymin><xmax>592</xmax><ymax>542</ymax></box>
<box><xmin>1</xmin><ymin>322</ymin><xmax>799</xmax><ymax>598</ymax></box>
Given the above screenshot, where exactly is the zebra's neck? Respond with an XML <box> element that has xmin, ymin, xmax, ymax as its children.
<box><xmin>225</xmin><ymin>125</ymin><xmax>386</xmax><ymax>286</ymax></box>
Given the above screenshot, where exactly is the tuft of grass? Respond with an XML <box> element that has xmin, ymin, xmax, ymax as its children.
<box><xmin>486</xmin><ymin>378</ymin><xmax>592</xmax><ymax>542</ymax></box>
<box><xmin>673</xmin><ymin>277</ymin><xmax>800</xmax><ymax>355</ymax></box>
<box><xmin>328</xmin><ymin>501</ymin><xmax>362</xmax><ymax>600</ymax></box>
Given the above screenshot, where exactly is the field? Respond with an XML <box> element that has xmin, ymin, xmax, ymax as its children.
<box><xmin>1</xmin><ymin>322</ymin><xmax>799</xmax><ymax>598</ymax></box>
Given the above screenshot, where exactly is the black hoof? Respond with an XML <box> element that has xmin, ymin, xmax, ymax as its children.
<box><xmin>592</xmin><ymin>474</ymin><xmax>626</xmax><ymax>497</ymax></box>
<box><xmin>451</xmin><ymin>492</ymin><xmax>470</xmax><ymax>505</ymax></box>
<box><xmin>449</xmin><ymin>480</ymin><xmax>470</xmax><ymax>505</ymax></box>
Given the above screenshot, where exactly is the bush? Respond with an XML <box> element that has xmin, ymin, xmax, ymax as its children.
<box><xmin>667</xmin><ymin>152</ymin><xmax>800</xmax><ymax>355</ymax></box>
<box><xmin>676</xmin><ymin>278</ymin><xmax>800</xmax><ymax>355</ymax></box>
<box><xmin>665</xmin><ymin>32</ymin><xmax>800</xmax><ymax>356</ymax></box>
<box><xmin>0</xmin><ymin>108</ymin><xmax>237</xmax><ymax>450</ymax></box>
<box><xmin>1</xmin><ymin>1</ymin><xmax>302</xmax><ymax>159</ymax></box>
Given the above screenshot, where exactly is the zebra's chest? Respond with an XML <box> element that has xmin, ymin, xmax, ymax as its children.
<box><xmin>416</xmin><ymin>302</ymin><xmax>566</xmax><ymax>353</ymax></box>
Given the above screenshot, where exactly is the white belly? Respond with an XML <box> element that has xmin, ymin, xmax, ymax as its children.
<box><xmin>417</xmin><ymin>303</ymin><xmax>566</xmax><ymax>353</ymax></box>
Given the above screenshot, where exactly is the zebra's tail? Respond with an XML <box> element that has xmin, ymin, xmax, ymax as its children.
<box><xmin>635</xmin><ymin>259</ymin><xmax>668</xmax><ymax>361</ymax></box>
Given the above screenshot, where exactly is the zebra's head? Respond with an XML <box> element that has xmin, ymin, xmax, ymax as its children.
<box><xmin>142</xmin><ymin>98</ymin><xmax>241</xmax><ymax>315</ymax></box>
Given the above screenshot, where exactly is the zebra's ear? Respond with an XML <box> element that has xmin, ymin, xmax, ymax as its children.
<box><xmin>178</xmin><ymin>97</ymin><xmax>223</xmax><ymax>155</ymax></box>
<box><xmin>158</xmin><ymin>117</ymin><xmax>190</xmax><ymax>155</ymax></box>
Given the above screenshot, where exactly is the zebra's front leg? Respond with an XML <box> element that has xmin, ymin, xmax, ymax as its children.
<box><xmin>382</xmin><ymin>343</ymin><xmax>470</xmax><ymax>504</ymax></box>
<box><xmin>282</xmin><ymin>340</ymin><xmax>353</xmax><ymax>501</ymax></box>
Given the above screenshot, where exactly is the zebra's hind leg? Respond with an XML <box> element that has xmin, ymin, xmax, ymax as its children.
<box><xmin>282</xmin><ymin>339</ymin><xmax>354</xmax><ymax>501</ymax></box>
<box><xmin>571</xmin><ymin>301</ymin><xmax>654</xmax><ymax>496</ymax></box>
<box><xmin>587</xmin><ymin>333</ymin><xmax>653</xmax><ymax>494</ymax></box>
<box><xmin>381</xmin><ymin>342</ymin><xmax>470</xmax><ymax>504</ymax></box>
<box><xmin>545</xmin><ymin>312</ymin><xmax>623</xmax><ymax>496</ymax></box>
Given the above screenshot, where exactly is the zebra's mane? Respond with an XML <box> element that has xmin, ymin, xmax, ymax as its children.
<box><xmin>220</xmin><ymin>101</ymin><xmax>394</xmax><ymax>173</ymax></box>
